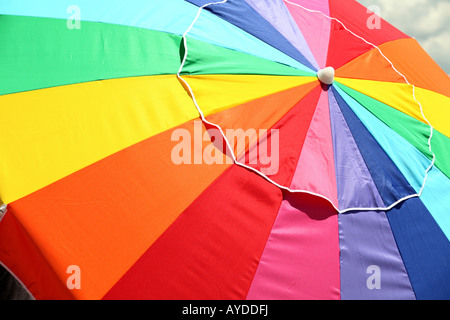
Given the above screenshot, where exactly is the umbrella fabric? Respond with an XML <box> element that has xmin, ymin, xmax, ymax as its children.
<box><xmin>0</xmin><ymin>0</ymin><xmax>449</xmax><ymax>300</ymax></box>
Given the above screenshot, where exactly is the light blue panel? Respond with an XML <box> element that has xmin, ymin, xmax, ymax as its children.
<box><xmin>0</xmin><ymin>0</ymin><xmax>314</xmax><ymax>73</ymax></box>
<box><xmin>0</xmin><ymin>0</ymin><xmax>193</xmax><ymax>34</ymax></box>
<box><xmin>335</xmin><ymin>85</ymin><xmax>450</xmax><ymax>241</ymax></box>
<box><xmin>420</xmin><ymin>168</ymin><xmax>450</xmax><ymax>241</ymax></box>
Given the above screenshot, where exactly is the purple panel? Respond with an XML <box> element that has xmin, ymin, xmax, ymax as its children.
<box><xmin>330</xmin><ymin>88</ymin><xmax>416</xmax><ymax>300</ymax></box>
<box><xmin>328</xmin><ymin>89</ymin><xmax>384</xmax><ymax>210</ymax></box>
<box><xmin>339</xmin><ymin>210</ymin><xmax>416</xmax><ymax>300</ymax></box>
<box><xmin>244</xmin><ymin>0</ymin><xmax>319</xmax><ymax>69</ymax></box>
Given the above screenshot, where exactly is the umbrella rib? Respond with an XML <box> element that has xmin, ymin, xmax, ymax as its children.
<box><xmin>0</xmin><ymin>204</ymin><xmax>7</xmax><ymax>222</ymax></box>
<box><xmin>177</xmin><ymin>0</ymin><xmax>239</xmax><ymax>167</ymax></box>
<box><xmin>177</xmin><ymin>0</ymin><xmax>436</xmax><ymax>214</ymax></box>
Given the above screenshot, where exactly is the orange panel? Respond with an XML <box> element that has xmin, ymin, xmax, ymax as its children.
<box><xmin>0</xmin><ymin>120</ymin><xmax>231</xmax><ymax>299</ymax></box>
<box><xmin>207</xmin><ymin>81</ymin><xmax>319</xmax><ymax>158</ymax></box>
<box><xmin>336</xmin><ymin>38</ymin><xmax>450</xmax><ymax>98</ymax></box>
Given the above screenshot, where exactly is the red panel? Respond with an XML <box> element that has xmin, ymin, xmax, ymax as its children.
<box><xmin>0</xmin><ymin>213</ymin><xmax>74</xmax><ymax>300</ymax></box>
<box><xmin>244</xmin><ymin>85</ymin><xmax>323</xmax><ymax>187</ymax></box>
<box><xmin>103</xmin><ymin>165</ymin><xmax>284</xmax><ymax>300</ymax></box>
<box><xmin>206</xmin><ymin>82</ymin><xmax>320</xmax><ymax>187</ymax></box>
<box><xmin>0</xmin><ymin>120</ymin><xmax>230</xmax><ymax>299</ymax></box>
<box><xmin>327</xmin><ymin>0</ymin><xmax>409</xmax><ymax>69</ymax></box>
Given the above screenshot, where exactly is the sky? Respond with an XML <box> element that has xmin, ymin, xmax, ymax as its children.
<box><xmin>356</xmin><ymin>0</ymin><xmax>450</xmax><ymax>75</ymax></box>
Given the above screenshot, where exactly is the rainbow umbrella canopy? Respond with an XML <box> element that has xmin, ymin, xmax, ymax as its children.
<box><xmin>0</xmin><ymin>0</ymin><xmax>450</xmax><ymax>301</ymax></box>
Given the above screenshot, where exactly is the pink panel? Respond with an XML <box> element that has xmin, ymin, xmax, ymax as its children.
<box><xmin>285</xmin><ymin>0</ymin><xmax>330</xmax><ymax>15</ymax></box>
<box><xmin>285</xmin><ymin>0</ymin><xmax>331</xmax><ymax>69</ymax></box>
<box><xmin>246</xmin><ymin>193</ymin><xmax>340</xmax><ymax>300</ymax></box>
<box><xmin>247</xmin><ymin>89</ymin><xmax>340</xmax><ymax>300</ymax></box>
<box><xmin>290</xmin><ymin>90</ymin><xmax>338</xmax><ymax>208</ymax></box>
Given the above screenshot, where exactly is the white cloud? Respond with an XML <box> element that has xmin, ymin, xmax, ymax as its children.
<box><xmin>357</xmin><ymin>0</ymin><xmax>450</xmax><ymax>75</ymax></box>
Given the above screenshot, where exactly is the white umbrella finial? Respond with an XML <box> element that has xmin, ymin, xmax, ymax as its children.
<box><xmin>317</xmin><ymin>67</ymin><xmax>335</xmax><ymax>85</ymax></box>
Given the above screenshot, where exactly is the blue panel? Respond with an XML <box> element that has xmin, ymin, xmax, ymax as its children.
<box><xmin>330</xmin><ymin>86</ymin><xmax>416</xmax><ymax>205</ymax></box>
<box><xmin>387</xmin><ymin>198</ymin><xmax>450</xmax><ymax>300</ymax></box>
<box><xmin>332</xmin><ymin>86</ymin><xmax>450</xmax><ymax>300</ymax></box>
<box><xmin>186</xmin><ymin>0</ymin><xmax>317</xmax><ymax>71</ymax></box>
<box><xmin>334</xmin><ymin>85</ymin><xmax>450</xmax><ymax>241</ymax></box>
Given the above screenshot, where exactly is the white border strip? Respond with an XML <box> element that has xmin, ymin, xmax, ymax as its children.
<box><xmin>179</xmin><ymin>0</ymin><xmax>435</xmax><ymax>214</ymax></box>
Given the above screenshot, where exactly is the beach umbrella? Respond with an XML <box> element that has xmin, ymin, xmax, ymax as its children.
<box><xmin>0</xmin><ymin>0</ymin><xmax>449</xmax><ymax>300</ymax></box>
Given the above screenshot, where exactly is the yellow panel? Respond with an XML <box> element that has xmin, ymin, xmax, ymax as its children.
<box><xmin>184</xmin><ymin>75</ymin><xmax>317</xmax><ymax>115</ymax></box>
<box><xmin>336</xmin><ymin>77</ymin><xmax>450</xmax><ymax>138</ymax></box>
<box><xmin>0</xmin><ymin>74</ymin><xmax>316</xmax><ymax>203</ymax></box>
<box><xmin>0</xmin><ymin>75</ymin><xmax>197</xmax><ymax>204</ymax></box>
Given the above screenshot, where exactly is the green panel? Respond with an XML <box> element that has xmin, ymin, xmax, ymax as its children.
<box><xmin>0</xmin><ymin>15</ymin><xmax>182</xmax><ymax>95</ymax></box>
<box><xmin>336</xmin><ymin>82</ymin><xmax>450</xmax><ymax>179</ymax></box>
<box><xmin>183</xmin><ymin>37</ymin><xmax>314</xmax><ymax>77</ymax></box>
<box><xmin>0</xmin><ymin>15</ymin><xmax>311</xmax><ymax>95</ymax></box>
